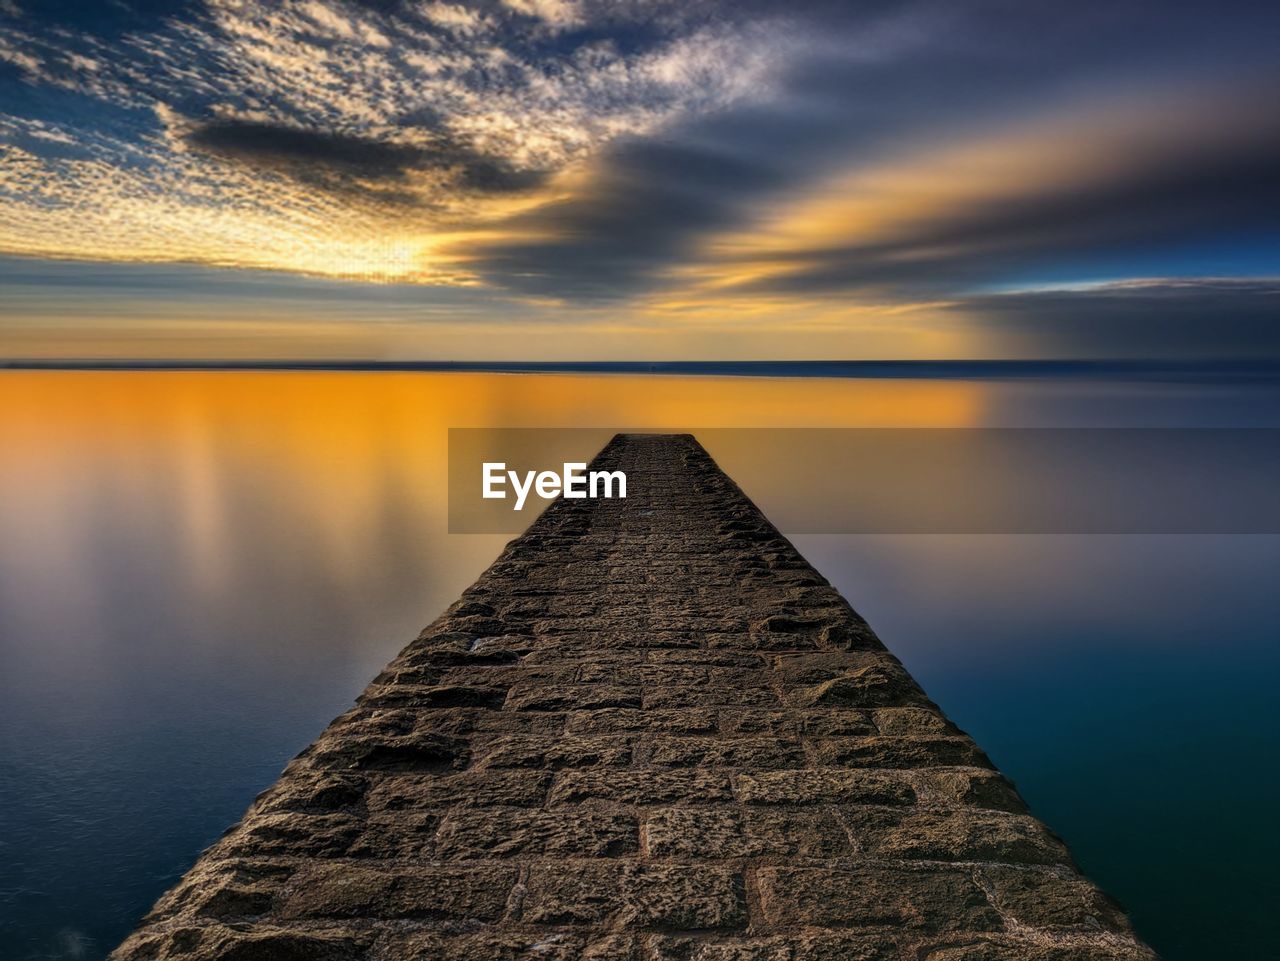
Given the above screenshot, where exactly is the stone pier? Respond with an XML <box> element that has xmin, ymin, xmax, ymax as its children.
<box><xmin>113</xmin><ymin>434</ymin><xmax>1156</xmax><ymax>961</ymax></box>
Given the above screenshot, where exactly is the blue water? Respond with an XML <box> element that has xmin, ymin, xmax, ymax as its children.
<box><xmin>0</xmin><ymin>371</ymin><xmax>1277</xmax><ymax>960</ymax></box>
<box><xmin>798</xmin><ymin>535</ymin><xmax>1280</xmax><ymax>958</ymax></box>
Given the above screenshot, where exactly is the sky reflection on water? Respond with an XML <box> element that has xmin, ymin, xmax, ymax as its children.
<box><xmin>0</xmin><ymin>371</ymin><xmax>1277</xmax><ymax>960</ymax></box>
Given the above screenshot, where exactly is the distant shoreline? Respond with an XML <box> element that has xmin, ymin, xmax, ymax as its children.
<box><xmin>2</xmin><ymin>359</ymin><xmax>1279</xmax><ymax>381</ymax></box>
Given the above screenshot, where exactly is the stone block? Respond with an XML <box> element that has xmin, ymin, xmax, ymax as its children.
<box><xmin>650</xmin><ymin>933</ymin><xmax>900</xmax><ymax>961</ymax></box>
<box><xmin>522</xmin><ymin>862</ymin><xmax>622</xmax><ymax>924</ymax></box>
<box><xmin>736</xmin><ymin>769</ymin><xmax>916</xmax><ymax>805</ymax></box>
<box><xmin>476</xmin><ymin>734</ymin><xmax>634</xmax><ymax>768</ymax></box>
<box><xmin>506</xmin><ymin>684</ymin><xmax>641</xmax><ymax>711</ymax></box>
<box><xmin>983</xmin><ymin>866</ymin><xmax>1132</xmax><ymax>931</ymax></box>
<box><xmin>873</xmin><ymin>707</ymin><xmax>953</xmax><ymax>735</ymax></box>
<box><xmin>280</xmin><ymin>864</ymin><xmax>515</xmax><ymax>921</ymax></box>
<box><xmin>526</xmin><ymin>859</ymin><xmax>748</xmax><ymax>930</ymax></box>
<box><xmin>549</xmin><ymin>769</ymin><xmax>734</xmax><ymax>805</ymax></box>
<box><xmin>435</xmin><ymin>807</ymin><xmax>638</xmax><ymax>858</ymax></box>
<box><xmin>214</xmin><ymin>812</ymin><xmax>363</xmax><ymax>859</ymax></box>
<box><xmin>789</xmin><ymin>667</ymin><xmax>924</xmax><ymax>709</ymax></box>
<box><xmin>756</xmin><ymin>866</ymin><xmax>1000</xmax><ymax>931</ymax></box>
<box><xmin>718</xmin><ymin>710</ymin><xmax>801</xmax><ymax>736</ymax></box>
<box><xmin>395</xmin><ymin>684</ymin><xmax>510</xmax><ymax>708</ymax></box>
<box><xmin>113</xmin><ymin>925</ymin><xmax>370</xmax><ymax>961</ymax></box>
<box><xmin>256</xmin><ymin>773</ymin><xmax>368</xmax><ymax>814</ymax></box>
<box><xmin>566</xmin><ymin>708</ymin><xmax>719</xmax><ymax>735</ymax></box>
<box><xmin>386</xmin><ymin>932</ymin><xmax>598</xmax><ymax>961</ymax></box>
<box><xmin>918</xmin><ymin>938</ymin><xmax>1158</xmax><ymax>961</ymax></box>
<box><xmin>365</xmin><ymin>769</ymin><xmax>552</xmax><ymax>809</ymax></box>
<box><xmin>645</xmin><ymin>808</ymin><xmax>850</xmax><ymax>858</ymax></box>
<box><xmin>348</xmin><ymin>812</ymin><xmax>440</xmax><ymax>858</ymax></box>
<box><xmin>846</xmin><ymin>808</ymin><xmax>1071</xmax><ymax>866</ymax></box>
<box><xmin>799</xmin><ymin>709</ymin><xmax>879</xmax><ymax>736</ymax></box>
<box><xmin>811</xmin><ymin>736</ymin><xmax>990</xmax><ymax>769</ymax></box>
<box><xmin>647</xmin><ymin>736</ymin><xmax>807</xmax><ymax>768</ymax></box>
<box><xmin>919</xmin><ymin>769</ymin><xmax>1026</xmax><ymax>813</ymax></box>
<box><xmin>644</xmin><ymin>687</ymin><xmax>779</xmax><ymax>709</ymax></box>
<box><xmin>620</xmin><ymin>864</ymin><xmax>748</xmax><ymax>929</ymax></box>
<box><xmin>311</xmin><ymin>730</ymin><xmax>468</xmax><ymax>773</ymax></box>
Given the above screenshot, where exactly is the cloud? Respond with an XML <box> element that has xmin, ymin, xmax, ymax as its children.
<box><xmin>0</xmin><ymin>0</ymin><xmax>791</xmax><ymax>280</ymax></box>
<box><xmin>500</xmin><ymin>0</ymin><xmax>584</xmax><ymax>29</ymax></box>
<box><xmin>953</xmin><ymin>279</ymin><xmax>1280</xmax><ymax>359</ymax></box>
<box><xmin>450</xmin><ymin>4</ymin><xmax>1280</xmax><ymax>303</ymax></box>
<box><xmin>3</xmin><ymin>0</ymin><xmax>1280</xmax><ymax>367</ymax></box>
<box><xmin>802</xmin><ymin>79</ymin><xmax>1277</xmax><ymax>283</ymax></box>
<box><xmin>182</xmin><ymin>119</ymin><xmax>546</xmax><ymax>199</ymax></box>
<box><xmin>452</xmin><ymin>5</ymin><xmax>981</xmax><ymax>300</ymax></box>
<box><xmin>184</xmin><ymin>121</ymin><xmax>429</xmax><ymax>178</ymax></box>
<box><xmin>461</xmin><ymin>134</ymin><xmax>793</xmax><ymax>299</ymax></box>
<box><xmin>539</xmin><ymin>72</ymin><xmax>1280</xmax><ymax>308</ymax></box>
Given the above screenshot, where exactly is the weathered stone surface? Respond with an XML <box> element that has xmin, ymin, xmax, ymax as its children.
<box><xmin>365</xmin><ymin>769</ymin><xmax>552</xmax><ymax>809</ymax></box>
<box><xmin>521</xmin><ymin>861</ymin><xmax>748</xmax><ymax>929</ymax></box>
<box><xmin>645</xmin><ymin>807</ymin><xmax>851</xmax><ymax>858</ymax></box>
<box><xmin>549</xmin><ymin>768</ymin><xmax>735</xmax><ymax>806</ymax></box>
<box><xmin>521</xmin><ymin>863</ymin><xmax>622</xmax><ymax>924</ymax></box>
<box><xmin>212</xmin><ymin>812</ymin><xmax>364</xmax><ymax>858</ymax></box>
<box><xmin>785</xmin><ymin>665</ymin><xmax>925</xmax><ymax>710</ymax></box>
<box><xmin>620</xmin><ymin>864</ymin><xmax>748</xmax><ymax>929</ymax></box>
<box><xmin>506</xmin><ymin>683</ymin><xmax>641</xmax><ymax>711</ymax></box>
<box><xmin>475</xmin><ymin>733</ymin><xmax>634</xmax><ymax>769</ymax></box>
<box><xmin>799</xmin><ymin>709</ymin><xmax>879</xmax><ymax>736</ymax></box>
<box><xmin>278</xmin><ymin>863</ymin><xmax>515</xmax><ymax>920</ymax></box>
<box><xmin>435</xmin><ymin>807</ymin><xmax>638</xmax><ymax>857</ymax></box>
<box><xmin>648</xmin><ymin>736</ymin><xmax>807</xmax><ymax>768</ymax></box>
<box><xmin>919</xmin><ymin>938</ymin><xmax>1159</xmax><ymax>961</ymax></box>
<box><xmin>112</xmin><ymin>435</ymin><xmax>1155</xmax><ymax>961</ymax></box>
<box><xmin>982</xmin><ymin>866</ymin><xmax>1132</xmax><ymax>932</ymax></box>
<box><xmin>919</xmin><ymin>769</ymin><xmax>1027</xmax><ymax>813</ymax></box>
<box><xmin>116</xmin><ymin>925</ymin><xmax>370</xmax><ymax>961</ymax></box>
<box><xmin>651</xmin><ymin>932</ymin><xmax>900</xmax><ymax>960</ymax></box>
<box><xmin>737</xmin><ymin>769</ymin><xmax>916</xmax><ymax>805</ymax></box>
<box><xmin>366</xmin><ymin>683</ymin><xmax>507</xmax><ymax>710</ymax></box>
<box><xmin>844</xmin><ymin>807</ymin><xmax>1072</xmax><ymax>865</ymax></box>
<box><xmin>873</xmin><ymin>706</ymin><xmax>954</xmax><ymax>735</ymax></box>
<box><xmin>756</xmin><ymin>865</ymin><xmax>1001</xmax><ymax>931</ymax></box>
<box><xmin>566</xmin><ymin>707</ymin><xmax>719</xmax><ymax>734</ymax></box>
<box><xmin>811</xmin><ymin>735</ymin><xmax>992</xmax><ymax>769</ymax></box>
<box><xmin>386</xmin><ymin>931</ymin><xmax>645</xmax><ymax>961</ymax></box>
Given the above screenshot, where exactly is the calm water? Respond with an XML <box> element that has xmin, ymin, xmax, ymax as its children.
<box><xmin>0</xmin><ymin>372</ymin><xmax>1277</xmax><ymax>960</ymax></box>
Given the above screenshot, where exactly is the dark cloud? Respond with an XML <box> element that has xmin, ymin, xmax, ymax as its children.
<box><xmin>184</xmin><ymin>120</ymin><xmax>545</xmax><ymax>200</ymax></box>
<box><xmin>727</xmin><ymin>108</ymin><xmax>1280</xmax><ymax>298</ymax></box>
<box><xmin>186</xmin><ymin>121</ymin><xmax>424</xmax><ymax>177</ymax></box>
<box><xmin>469</xmin><ymin>133</ymin><xmax>794</xmax><ymax>298</ymax></box>
<box><xmin>957</xmin><ymin>280</ymin><xmax>1280</xmax><ymax>358</ymax></box>
<box><xmin>457</xmin><ymin>3</ymin><xmax>1280</xmax><ymax>303</ymax></box>
<box><xmin>463</xmin><ymin>44</ymin><xmax>1051</xmax><ymax>300</ymax></box>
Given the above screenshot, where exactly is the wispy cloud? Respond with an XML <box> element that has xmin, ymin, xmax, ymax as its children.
<box><xmin>1</xmin><ymin>0</ymin><xmax>793</xmax><ymax>280</ymax></box>
<box><xmin>642</xmin><ymin>79</ymin><xmax>1280</xmax><ymax>304</ymax></box>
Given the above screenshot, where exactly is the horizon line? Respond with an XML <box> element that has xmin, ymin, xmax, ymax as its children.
<box><xmin>3</xmin><ymin>358</ymin><xmax>1280</xmax><ymax>381</ymax></box>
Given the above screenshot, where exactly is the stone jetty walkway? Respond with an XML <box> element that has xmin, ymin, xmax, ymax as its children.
<box><xmin>113</xmin><ymin>434</ymin><xmax>1156</xmax><ymax>961</ymax></box>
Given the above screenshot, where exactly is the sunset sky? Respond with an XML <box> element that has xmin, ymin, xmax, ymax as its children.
<box><xmin>2</xmin><ymin>0</ymin><xmax>1278</xmax><ymax>360</ymax></box>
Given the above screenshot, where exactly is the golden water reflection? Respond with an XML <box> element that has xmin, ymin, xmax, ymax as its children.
<box><xmin>1</xmin><ymin>371</ymin><xmax>1279</xmax><ymax>961</ymax></box>
<box><xmin>0</xmin><ymin>371</ymin><xmax>984</xmax><ymax>643</ymax></box>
